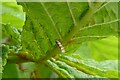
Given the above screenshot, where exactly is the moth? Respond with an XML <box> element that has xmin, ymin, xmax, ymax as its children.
<box><xmin>56</xmin><ymin>40</ymin><xmax>65</xmax><ymax>53</ymax></box>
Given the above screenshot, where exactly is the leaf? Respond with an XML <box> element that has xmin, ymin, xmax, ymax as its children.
<box><xmin>88</xmin><ymin>36</ymin><xmax>118</xmax><ymax>61</ymax></box>
<box><xmin>0</xmin><ymin>57</ymin><xmax>2</xmax><ymax>78</ymax></box>
<box><xmin>18</xmin><ymin>2</ymin><xmax>89</xmax><ymax>60</ymax></box>
<box><xmin>18</xmin><ymin>2</ymin><xmax>106</xmax><ymax>61</ymax></box>
<box><xmin>67</xmin><ymin>3</ymin><xmax>119</xmax><ymax>57</ymax></box>
<box><xmin>1</xmin><ymin>44</ymin><xmax>9</xmax><ymax>67</ymax></box>
<box><xmin>2</xmin><ymin>24</ymin><xmax>21</xmax><ymax>45</ymax></box>
<box><xmin>15</xmin><ymin>2</ymin><xmax>118</xmax><ymax>78</ymax></box>
<box><xmin>55</xmin><ymin>60</ymin><xmax>100</xmax><ymax>78</ymax></box>
<box><xmin>73</xmin><ymin>36</ymin><xmax>118</xmax><ymax>61</ymax></box>
<box><xmin>1</xmin><ymin>2</ymin><xmax>25</xmax><ymax>28</ymax></box>
<box><xmin>36</xmin><ymin>64</ymin><xmax>52</xmax><ymax>78</ymax></box>
<box><xmin>57</xmin><ymin>56</ymin><xmax>118</xmax><ymax>78</ymax></box>
<box><xmin>2</xmin><ymin>64</ymin><xmax>19</xmax><ymax>78</ymax></box>
<box><xmin>46</xmin><ymin>60</ymin><xmax>73</xmax><ymax>78</ymax></box>
<box><xmin>71</xmin><ymin>2</ymin><xmax>119</xmax><ymax>44</ymax></box>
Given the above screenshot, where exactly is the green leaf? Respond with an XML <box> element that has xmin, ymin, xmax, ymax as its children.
<box><xmin>57</xmin><ymin>56</ymin><xmax>118</xmax><ymax>78</ymax></box>
<box><xmin>71</xmin><ymin>2</ymin><xmax>118</xmax><ymax>44</ymax></box>
<box><xmin>88</xmin><ymin>36</ymin><xmax>118</xmax><ymax>61</ymax></box>
<box><xmin>10</xmin><ymin>2</ymin><xmax>119</xmax><ymax>78</ymax></box>
<box><xmin>0</xmin><ymin>57</ymin><xmax>2</xmax><ymax>78</ymax></box>
<box><xmin>1</xmin><ymin>2</ymin><xmax>25</xmax><ymax>28</ymax></box>
<box><xmin>18</xmin><ymin>2</ymin><xmax>89</xmax><ymax>61</ymax></box>
<box><xmin>2</xmin><ymin>64</ymin><xmax>19</xmax><ymax>78</ymax></box>
<box><xmin>55</xmin><ymin>60</ymin><xmax>100</xmax><ymax>78</ymax></box>
<box><xmin>73</xmin><ymin>36</ymin><xmax>118</xmax><ymax>61</ymax></box>
<box><xmin>1</xmin><ymin>44</ymin><xmax>9</xmax><ymax>67</ymax></box>
<box><xmin>36</xmin><ymin>64</ymin><xmax>52</xmax><ymax>78</ymax></box>
<box><xmin>61</xmin><ymin>3</ymin><xmax>118</xmax><ymax>52</ymax></box>
<box><xmin>46</xmin><ymin>60</ymin><xmax>73</xmax><ymax>78</ymax></box>
<box><xmin>18</xmin><ymin>2</ymin><xmax>107</xmax><ymax>61</ymax></box>
<box><xmin>2</xmin><ymin>24</ymin><xmax>21</xmax><ymax>45</ymax></box>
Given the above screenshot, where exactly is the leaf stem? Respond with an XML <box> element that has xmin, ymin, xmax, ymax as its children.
<box><xmin>7</xmin><ymin>54</ymin><xmax>34</xmax><ymax>64</ymax></box>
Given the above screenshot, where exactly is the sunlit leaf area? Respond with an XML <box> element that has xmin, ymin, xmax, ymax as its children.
<box><xmin>0</xmin><ymin>0</ymin><xmax>119</xmax><ymax>79</ymax></box>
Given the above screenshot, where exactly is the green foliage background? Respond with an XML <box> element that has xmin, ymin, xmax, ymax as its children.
<box><xmin>0</xmin><ymin>0</ymin><xmax>119</xmax><ymax>79</ymax></box>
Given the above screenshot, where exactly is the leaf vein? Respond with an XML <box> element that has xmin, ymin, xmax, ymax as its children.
<box><xmin>94</xmin><ymin>1</ymin><xmax>110</xmax><ymax>14</ymax></box>
<box><xmin>80</xmin><ymin>19</ymin><xmax>120</xmax><ymax>31</ymax></box>
<box><xmin>41</xmin><ymin>2</ymin><xmax>62</xmax><ymax>40</ymax></box>
<box><xmin>72</xmin><ymin>36</ymin><xmax>107</xmax><ymax>40</ymax></box>
<box><xmin>67</xmin><ymin>2</ymin><xmax>77</xmax><ymax>26</ymax></box>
